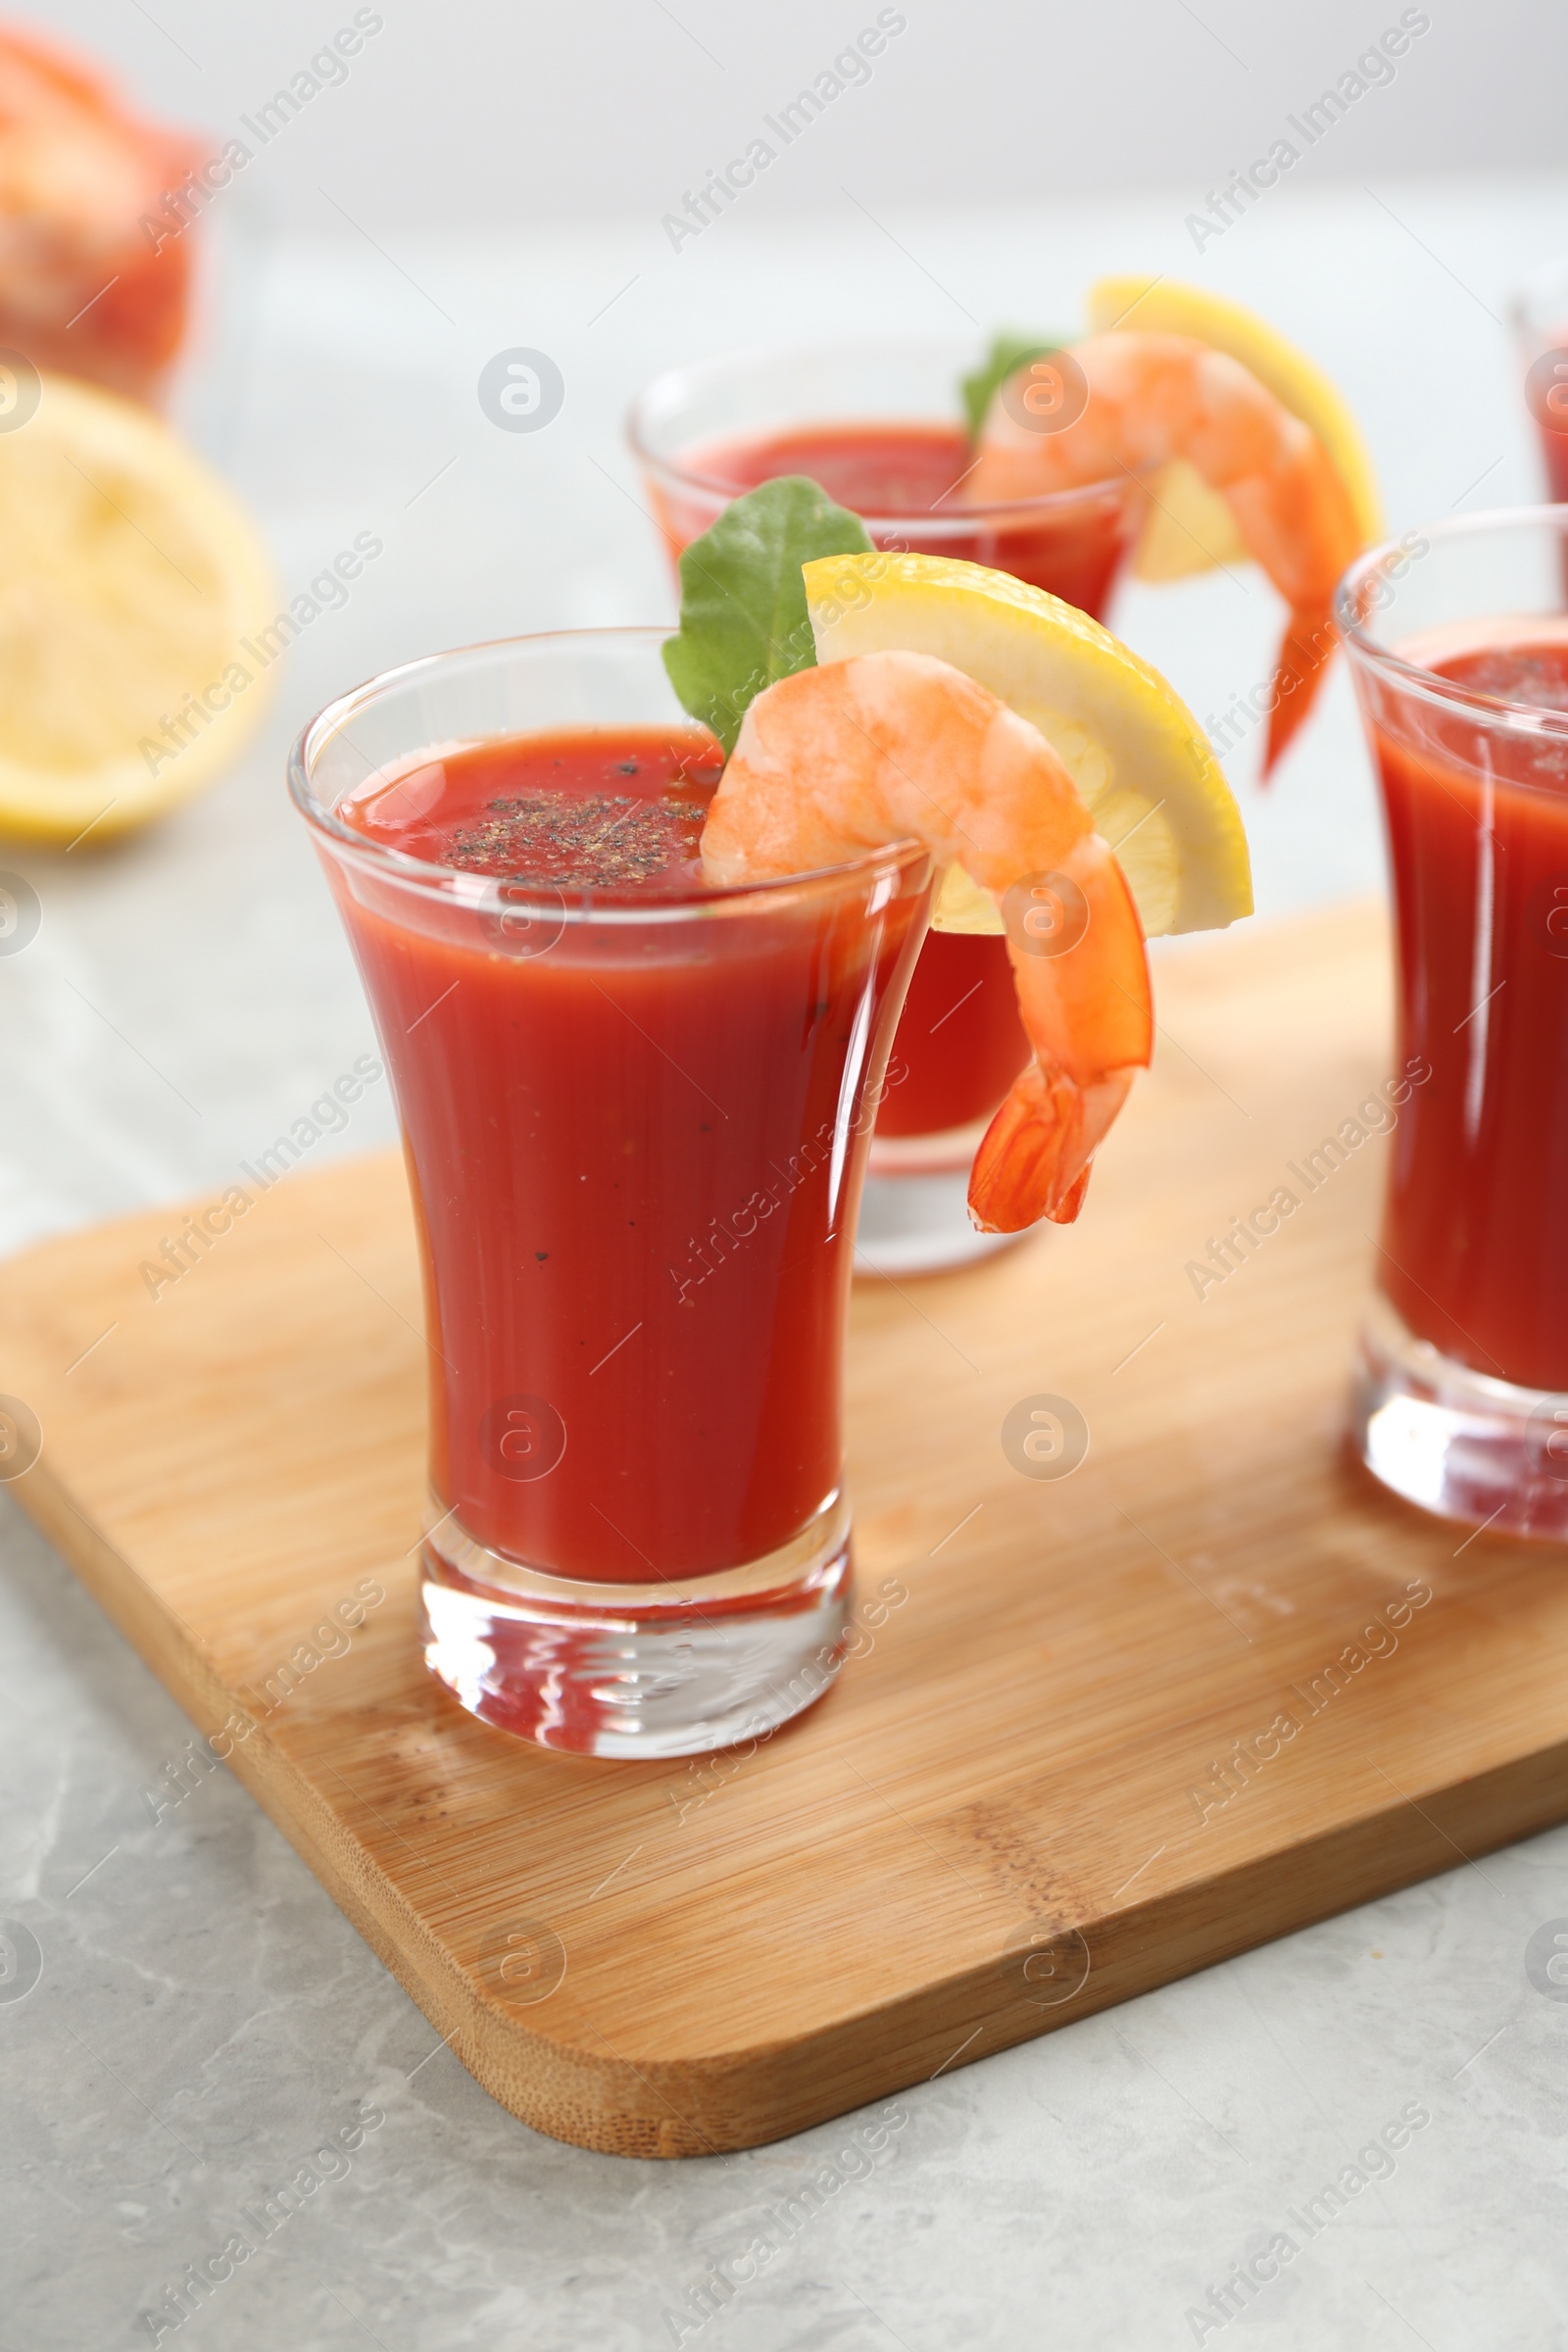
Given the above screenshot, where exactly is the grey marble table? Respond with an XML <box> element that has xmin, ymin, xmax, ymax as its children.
<box><xmin>4</xmin><ymin>184</ymin><xmax>1568</xmax><ymax>2350</ymax></box>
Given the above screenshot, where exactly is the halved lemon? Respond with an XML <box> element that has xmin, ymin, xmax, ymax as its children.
<box><xmin>805</xmin><ymin>551</ymin><xmax>1250</xmax><ymax>939</ymax></box>
<box><xmin>0</xmin><ymin>371</ymin><xmax>278</xmax><ymax>842</ymax></box>
<box><xmin>1084</xmin><ymin>275</ymin><xmax>1382</xmax><ymax>584</ymax></box>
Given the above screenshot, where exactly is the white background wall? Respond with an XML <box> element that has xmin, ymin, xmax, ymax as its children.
<box><xmin>48</xmin><ymin>0</ymin><xmax>1568</xmax><ymax>236</ymax></box>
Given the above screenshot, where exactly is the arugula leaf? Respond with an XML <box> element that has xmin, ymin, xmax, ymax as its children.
<box><xmin>662</xmin><ymin>476</ymin><xmax>873</xmax><ymax>757</ymax></box>
<box><xmin>960</xmin><ymin>331</ymin><xmax>1071</xmax><ymax>442</ymax></box>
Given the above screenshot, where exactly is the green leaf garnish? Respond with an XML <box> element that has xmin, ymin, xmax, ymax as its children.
<box><xmin>960</xmin><ymin>332</ymin><xmax>1072</xmax><ymax>442</ymax></box>
<box><xmin>662</xmin><ymin>476</ymin><xmax>874</xmax><ymax>757</ymax></box>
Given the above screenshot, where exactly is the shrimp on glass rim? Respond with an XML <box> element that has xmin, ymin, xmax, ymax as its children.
<box><xmin>968</xmin><ymin>332</ymin><xmax>1362</xmax><ymax>774</ymax></box>
<box><xmin>701</xmin><ymin>648</ymin><xmax>1152</xmax><ymax>1233</ymax></box>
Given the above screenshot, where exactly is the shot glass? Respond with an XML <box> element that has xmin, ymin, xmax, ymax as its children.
<box><xmin>1339</xmin><ymin>508</ymin><xmax>1568</xmax><ymax>1537</ymax></box>
<box><xmin>290</xmin><ymin>628</ymin><xmax>930</xmax><ymax>1755</ymax></box>
<box><xmin>630</xmin><ymin>338</ymin><xmax>1140</xmax><ymax>1273</ymax></box>
<box><xmin>1511</xmin><ymin>262</ymin><xmax>1568</xmax><ymax>506</ymax></box>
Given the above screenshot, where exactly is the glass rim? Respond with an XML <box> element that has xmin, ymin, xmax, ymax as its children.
<box><xmin>287</xmin><ymin>621</ymin><xmax>931</xmax><ymax>923</ymax></box>
<box><xmin>626</xmin><ymin>334</ymin><xmax>1132</xmax><ymax>532</ymax></box>
<box><xmin>1333</xmin><ymin>505</ymin><xmax>1568</xmax><ymax>742</ymax></box>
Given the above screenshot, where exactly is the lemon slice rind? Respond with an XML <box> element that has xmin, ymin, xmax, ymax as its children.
<box><xmin>804</xmin><ymin>551</ymin><xmax>1251</xmax><ymax>940</ymax></box>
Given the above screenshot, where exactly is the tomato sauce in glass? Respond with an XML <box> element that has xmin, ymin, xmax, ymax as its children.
<box><xmin>658</xmin><ymin>420</ymin><xmax>1133</xmax><ymax>1143</ymax></box>
<box><xmin>336</xmin><ymin>724</ymin><xmax>923</xmax><ymax>1582</ymax></box>
<box><xmin>1375</xmin><ymin>632</ymin><xmax>1568</xmax><ymax>1390</ymax></box>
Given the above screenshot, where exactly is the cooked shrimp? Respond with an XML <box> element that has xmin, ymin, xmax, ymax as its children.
<box><xmin>0</xmin><ymin>27</ymin><xmax>201</xmax><ymax>402</ymax></box>
<box><xmin>970</xmin><ymin>333</ymin><xmax>1361</xmax><ymax>773</ymax></box>
<box><xmin>702</xmin><ymin>650</ymin><xmax>1152</xmax><ymax>1232</ymax></box>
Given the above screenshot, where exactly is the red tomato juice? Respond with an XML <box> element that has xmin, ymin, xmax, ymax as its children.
<box><xmin>674</xmin><ymin>422</ymin><xmax>1130</xmax><ymax>614</ymax></box>
<box><xmin>1375</xmin><ymin>632</ymin><xmax>1568</xmax><ymax>1390</ymax></box>
<box><xmin>1530</xmin><ymin>331</ymin><xmax>1568</xmax><ymax>503</ymax></box>
<box><xmin>872</xmin><ymin>927</ymin><xmax>1030</xmax><ymax>1136</ymax></box>
<box><xmin>335</xmin><ymin>725</ymin><xmax>924</xmax><ymax>1583</ymax></box>
<box><xmin>1523</xmin><ymin>321</ymin><xmax>1568</xmax><ymax>501</ymax></box>
<box><xmin>1544</xmin><ymin>432</ymin><xmax>1568</xmax><ymax>506</ymax></box>
<box><xmin>656</xmin><ymin>420</ymin><xmax>1130</xmax><ymax>1141</ymax></box>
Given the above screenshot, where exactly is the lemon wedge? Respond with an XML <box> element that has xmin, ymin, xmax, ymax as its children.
<box><xmin>0</xmin><ymin>372</ymin><xmax>278</xmax><ymax>842</ymax></box>
<box><xmin>1084</xmin><ymin>275</ymin><xmax>1381</xmax><ymax>585</ymax></box>
<box><xmin>804</xmin><ymin>551</ymin><xmax>1250</xmax><ymax>939</ymax></box>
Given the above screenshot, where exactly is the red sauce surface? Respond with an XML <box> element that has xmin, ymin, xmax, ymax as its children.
<box><xmin>654</xmin><ymin>420</ymin><xmax>1133</xmax><ymax>1143</ymax></box>
<box><xmin>702</xmin><ymin>421</ymin><xmax>980</xmax><ymax>516</ymax></box>
<box><xmin>1532</xmin><ymin>347</ymin><xmax>1568</xmax><ymax>503</ymax></box>
<box><xmin>673</xmin><ymin>419</ymin><xmax>1130</xmax><ymax>621</ymax></box>
<box><xmin>337</xmin><ymin>725</ymin><xmax>922</xmax><ymax>1582</ymax></box>
<box><xmin>1543</xmin><ymin>433</ymin><xmax>1568</xmax><ymax>505</ymax></box>
<box><xmin>1525</xmin><ymin>324</ymin><xmax>1568</xmax><ymax>501</ymax></box>
<box><xmin>1375</xmin><ymin>635</ymin><xmax>1568</xmax><ymax>1387</ymax></box>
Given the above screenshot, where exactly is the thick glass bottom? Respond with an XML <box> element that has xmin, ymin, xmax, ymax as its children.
<box><xmin>855</xmin><ymin>1165</ymin><xmax>1024</xmax><ymax>1276</ymax></box>
<box><xmin>420</xmin><ymin>1492</ymin><xmax>853</xmax><ymax>1757</ymax></box>
<box><xmin>1353</xmin><ymin>1292</ymin><xmax>1568</xmax><ymax>1541</ymax></box>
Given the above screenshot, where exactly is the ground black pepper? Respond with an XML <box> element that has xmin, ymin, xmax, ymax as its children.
<box><xmin>443</xmin><ymin>791</ymin><xmax>706</xmax><ymax>887</ymax></box>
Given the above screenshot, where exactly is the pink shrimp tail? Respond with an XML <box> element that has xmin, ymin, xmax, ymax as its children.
<box><xmin>1262</xmin><ymin>608</ymin><xmax>1340</xmax><ymax>779</ymax></box>
<box><xmin>967</xmin><ymin>1062</ymin><xmax>1136</xmax><ymax>1233</ymax></box>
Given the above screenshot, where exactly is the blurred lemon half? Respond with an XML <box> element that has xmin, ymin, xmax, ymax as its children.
<box><xmin>1085</xmin><ymin>275</ymin><xmax>1382</xmax><ymax>584</ymax></box>
<box><xmin>0</xmin><ymin>371</ymin><xmax>278</xmax><ymax>842</ymax></box>
<box><xmin>804</xmin><ymin>550</ymin><xmax>1250</xmax><ymax>939</ymax></box>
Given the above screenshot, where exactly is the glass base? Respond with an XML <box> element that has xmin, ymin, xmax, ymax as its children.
<box><xmin>854</xmin><ymin>1168</ymin><xmax>1024</xmax><ymax>1276</ymax></box>
<box><xmin>420</xmin><ymin>1493</ymin><xmax>853</xmax><ymax>1757</ymax></box>
<box><xmin>1353</xmin><ymin>1294</ymin><xmax>1568</xmax><ymax>1540</ymax></box>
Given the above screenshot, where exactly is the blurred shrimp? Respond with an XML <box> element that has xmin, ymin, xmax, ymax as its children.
<box><xmin>970</xmin><ymin>332</ymin><xmax>1361</xmax><ymax>773</ymax></box>
<box><xmin>702</xmin><ymin>649</ymin><xmax>1152</xmax><ymax>1232</ymax></box>
<box><xmin>0</xmin><ymin>24</ymin><xmax>202</xmax><ymax>402</ymax></box>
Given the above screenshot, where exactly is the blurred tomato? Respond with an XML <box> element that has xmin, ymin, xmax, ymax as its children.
<box><xmin>0</xmin><ymin>23</ymin><xmax>203</xmax><ymax>401</ymax></box>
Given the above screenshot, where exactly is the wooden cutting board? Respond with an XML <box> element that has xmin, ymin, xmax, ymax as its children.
<box><xmin>4</xmin><ymin>899</ymin><xmax>1564</xmax><ymax>2158</ymax></box>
